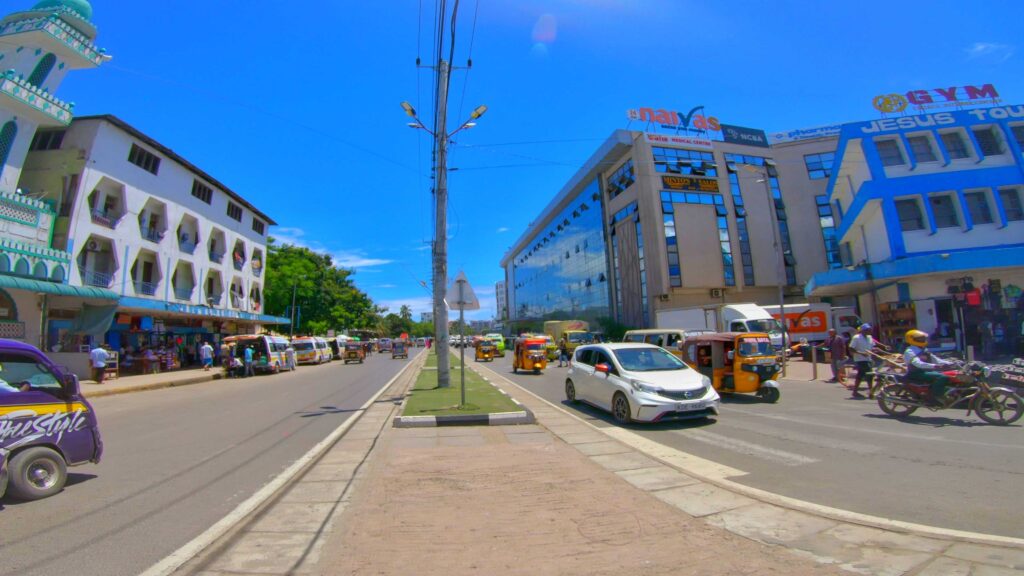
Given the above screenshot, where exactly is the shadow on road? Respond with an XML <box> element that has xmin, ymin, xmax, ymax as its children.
<box><xmin>862</xmin><ymin>412</ymin><xmax>1010</xmax><ymax>428</ymax></box>
<box><xmin>559</xmin><ymin>399</ymin><xmax>716</xmax><ymax>431</ymax></box>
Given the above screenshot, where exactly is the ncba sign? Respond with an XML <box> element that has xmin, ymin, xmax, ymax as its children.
<box><xmin>628</xmin><ymin>106</ymin><xmax>722</xmax><ymax>133</ymax></box>
<box><xmin>872</xmin><ymin>84</ymin><xmax>1000</xmax><ymax>113</ymax></box>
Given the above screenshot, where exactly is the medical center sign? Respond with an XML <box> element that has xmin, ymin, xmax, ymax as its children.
<box><xmin>873</xmin><ymin>83</ymin><xmax>1001</xmax><ymax>113</ymax></box>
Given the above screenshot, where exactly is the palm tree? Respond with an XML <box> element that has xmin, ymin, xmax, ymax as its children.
<box><xmin>399</xmin><ymin>305</ymin><xmax>413</xmax><ymax>322</ymax></box>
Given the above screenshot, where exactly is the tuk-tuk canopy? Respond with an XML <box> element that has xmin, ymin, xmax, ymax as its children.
<box><xmin>683</xmin><ymin>331</ymin><xmax>769</xmax><ymax>344</ymax></box>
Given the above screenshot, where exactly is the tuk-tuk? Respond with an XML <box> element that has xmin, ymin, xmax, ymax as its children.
<box><xmin>392</xmin><ymin>340</ymin><xmax>408</xmax><ymax>359</ymax></box>
<box><xmin>679</xmin><ymin>332</ymin><xmax>781</xmax><ymax>403</ymax></box>
<box><xmin>513</xmin><ymin>337</ymin><xmax>548</xmax><ymax>374</ymax></box>
<box><xmin>0</xmin><ymin>339</ymin><xmax>103</xmax><ymax>500</ymax></box>
<box><xmin>343</xmin><ymin>342</ymin><xmax>366</xmax><ymax>364</ymax></box>
<box><xmin>475</xmin><ymin>339</ymin><xmax>496</xmax><ymax>362</ymax></box>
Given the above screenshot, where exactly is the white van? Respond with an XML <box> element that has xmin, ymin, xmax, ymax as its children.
<box><xmin>622</xmin><ymin>329</ymin><xmax>689</xmax><ymax>358</ymax></box>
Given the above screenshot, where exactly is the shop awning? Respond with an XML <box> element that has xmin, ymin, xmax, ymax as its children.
<box><xmin>0</xmin><ymin>274</ymin><xmax>119</xmax><ymax>300</ymax></box>
<box><xmin>117</xmin><ymin>296</ymin><xmax>290</xmax><ymax>324</ymax></box>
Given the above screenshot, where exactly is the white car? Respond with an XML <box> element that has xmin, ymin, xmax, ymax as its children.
<box><xmin>566</xmin><ymin>343</ymin><xmax>720</xmax><ymax>424</ymax></box>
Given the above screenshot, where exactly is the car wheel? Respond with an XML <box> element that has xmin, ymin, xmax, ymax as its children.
<box><xmin>612</xmin><ymin>392</ymin><xmax>632</xmax><ymax>424</ymax></box>
<box><xmin>7</xmin><ymin>446</ymin><xmax>67</xmax><ymax>501</ymax></box>
<box><xmin>759</xmin><ymin>387</ymin><xmax>780</xmax><ymax>404</ymax></box>
<box><xmin>565</xmin><ymin>379</ymin><xmax>578</xmax><ymax>404</ymax></box>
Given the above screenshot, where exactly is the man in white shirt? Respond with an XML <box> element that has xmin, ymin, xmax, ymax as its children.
<box><xmin>847</xmin><ymin>324</ymin><xmax>878</xmax><ymax>398</ymax></box>
<box><xmin>903</xmin><ymin>329</ymin><xmax>954</xmax><ymax>403</ymax></box>
<box><xmin>89</xmin><ymin>344</ymin><xmax>110</xmax><ymax>384</ymax></box>
<box><xmin>200</xmin><ymin>341</ymin><xmax>214</xmax><ymax>371</ymax></box>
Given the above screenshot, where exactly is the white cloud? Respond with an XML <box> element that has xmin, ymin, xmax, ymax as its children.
<box><xmin>496</xmin><ymin>227</ymin><xmax>509</xmax><ymax>233</ymax></box>
<box><xmin>376</xmin><ymin>284</ymin><xmax>397</xmax><ymax>289</ymax></box>
<box><xmin>965</xmin><ymin>42</ymin><xmax>1014</xmax><ymax>62</ymax></box>
<box><xmin>271</xmin><ymin>226</ymin><xmax>392</xmax><ymax>269</ymax></box>
<box><xmin>379</xmin><ymin>296</ymin><xmax>434</xmax><ymax>315</ymax></box>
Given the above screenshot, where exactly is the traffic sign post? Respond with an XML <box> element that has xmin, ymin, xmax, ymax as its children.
<box><xmin>447</xmin><ymin>271</ymin><xmax>479</xmax><ymax>407</ymax></box>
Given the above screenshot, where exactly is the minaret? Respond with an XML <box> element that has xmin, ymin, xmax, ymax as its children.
<box><xmin>0</xmin><ymin>0</ymin><xmax>110</xmax><ymax>193</ymax></box>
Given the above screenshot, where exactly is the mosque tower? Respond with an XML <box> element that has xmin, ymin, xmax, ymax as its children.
<box><xmin>0</xmin><ymin>0</ymin><xmax>110</xmax><ymax>193</ymax></box>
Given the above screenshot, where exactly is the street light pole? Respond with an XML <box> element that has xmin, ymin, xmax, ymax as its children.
<box><xmin>757</xmin><ymin>171</ymin><xmax>789</xmax><ymax>376</ymax></box>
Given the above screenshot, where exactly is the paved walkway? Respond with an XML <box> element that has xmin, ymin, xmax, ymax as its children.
<box><xmin>156</xmin><ymin>354</ymin><xmax>1024</xmax><ymax>576</ymax></box>
<box><xmin>79</xmin><ymin>366</ymin><xmax>228</xmax><ymax>398</ymax></box>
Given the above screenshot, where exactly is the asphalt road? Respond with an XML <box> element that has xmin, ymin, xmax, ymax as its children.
<box><xmin>0</xmin><ymin>349</ymin><xmax>420</xmax><ymax>576</ymax></box>
<box><xmin>477</xmin><ymin>352</ymin><xmax>1024</xmax><ymax>538</ymax></box>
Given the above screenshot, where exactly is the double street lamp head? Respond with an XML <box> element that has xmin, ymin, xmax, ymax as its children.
<box><xmin>400</xmin><ymin>101</ymin><xmax>416</xmax><ymax>118</ymax></box>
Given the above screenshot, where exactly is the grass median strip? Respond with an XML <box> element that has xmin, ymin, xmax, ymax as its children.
<box><xmin>403</xmin><ymin>353</ymin><xmax>520</xmax><ymax>417</ymax></box>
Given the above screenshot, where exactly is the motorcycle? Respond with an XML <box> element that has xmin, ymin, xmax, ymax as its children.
<box><xmin>875</xmin><ymin>360</ymin><xmax>1024</xmax><ymax>425</ymax></box>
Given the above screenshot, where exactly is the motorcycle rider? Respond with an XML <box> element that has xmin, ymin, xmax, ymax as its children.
<box><xmin>902</xmin><ymin>329</ymin><xmax>955</xmax><ymax>404</ymax></box>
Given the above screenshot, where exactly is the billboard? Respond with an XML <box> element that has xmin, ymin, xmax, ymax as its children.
<box><xmin>720</xmin><ymin>124</ymin><xmax>768</xmax><ymax>148</ymax></box>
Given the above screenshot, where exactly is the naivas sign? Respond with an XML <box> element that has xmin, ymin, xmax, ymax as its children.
<box><xmin>628</xmin><ymin>106</ymin><xmax>722</xmax><ymax>133</ymax></box>
<box><xmin>872</xmin><ymin>84</ymin><xmax>1001</xmax><ymax>113</ymax></box>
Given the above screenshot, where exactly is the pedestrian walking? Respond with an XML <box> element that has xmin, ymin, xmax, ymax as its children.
<box><xmin>848</xmin><ymin>324</ymin><xmax>879</xmax><ymax>398</ymax></box>
<box><xmin>285</xmin><ymin>343</ymin><xmax>297</xmax><ymax>371</ymax></box>
<box><xmin>89</xmin><ymin>344</ymin><xmax>110</xmax><ymax>384</ymax></box>
<box><xmin>200</xmin><ymin>340</ymin><xmax>214</xmax><ymax>371</ymax></box>
<box><xmin>243</xmin><ymin>345</ymin><xmax>255</xmax><ymax>378</ymax></box>
<box><xmin>824</xmin><ymin>329</ymin><xmax>847</xmax><ymax>384</ymax></box>
<box><xmin>557</xmin><ymin>337</ymin><xmax>569</xmax><ymax>367</ymax></box>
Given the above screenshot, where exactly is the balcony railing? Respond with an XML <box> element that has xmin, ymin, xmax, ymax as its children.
<box><xmin>0</xmin><ymin>70</ymin><xmax>73</xmax><ymax>125</ymax></box>
<box><xmin>134</xmin><ymin>280</ymin><xmax>158</xmax><ymax>296</ymax></box>
<box><xmin>251</xmin><ymin>260</ymin><xmax>263</xmax><ymax>277</ymax></box>
<box><xmin>90</xmin><ymin>208</ymin><xmax>123</xmax><ymax>229</ymax></box>
<box><xmin>209</xmin><ymin>250</ymin><xmax>224</xmax><ymax>263</ymax></box>
<box><xmin>178</xmin><ymin>239</ymin><xmax>197</xmax><ymax>254</ymax></box>
<box><xmin>82</xmin><ymin>269</ymin><xmax>113</xmax><ymax>288</ymax></box>
<box><xmin>141</xmin><ymin>227</ymin><xmax>165</xmax><ymax>243</ymax></box>
<box><xmin>174</xmin><ymin>286</ymin><xmax>194</xmax><ymax>300</ymax></box>
<box><xmin>205</xmin><ymin>293</ymin><xmax>223</xmax><ymax>306</ymax></box>
<box><xmin>229</xmin><ymin>293</ymin><xmax>243</xmax><ymax>309</ymax></box>
<box><xmin>232</xmin><ymin>253</ymin><xmax>246</xmax><ymax>271</ymax></box>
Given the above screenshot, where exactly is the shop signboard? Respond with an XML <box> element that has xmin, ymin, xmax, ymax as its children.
<box><xmin>628</xmin><ymin>106</ymin><xmax>721</xmax><ymax>134</ymax></box>
<box><xmin>645</xmin><ymin>133</ymin><xmax>713</xmax><ymax>149</ymax></box>
<box><xmin>769</xmin><ymin>124</ymin><xmax>844</xmax><ymax>144</ymax></box>
<box><xmin>720</xmin><ymin>123</ymin><xmax>768</xmax><ymax>148</ymax></box>
<box><xmin>661</xmin><ymin>175</ymin><xmax>719</xmax><ymax>193</ymax></box>
<box><xmin>872</xmin><ymin>83</ymin><xmax>1001</xmax><ymax>114</ymax></box>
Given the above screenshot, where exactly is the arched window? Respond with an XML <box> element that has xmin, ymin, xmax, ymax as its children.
<box><xmin>14</xmin><ymin>258</ymin><xmax>29</xmax><ymax>276</ymax></box>
<box><xmin>0</xmin><ymin>289</ymin><xmax>17</xmax><ymax>321</ymax></box>
<box><xmin>50</xmin><ymin>265</ymin><xmax>65</xmax><ymax>283</ymax></box>
<box><xmin>27</xmin><ymin>53</ymin><xmax>57</xmax><ymax>87</ymax></box>
<box><xmin>33</xmin><ymin>261</ymin><xmax>47</xmax><ymax>279</ymax></box>
<box><xmin>0</xmin><ymin>121</ymin><xmax>17</xmax><ymax>168</ymax></box>
<box><xmin>0</xmin><ymin>255</ymin><xmax>9</xmax><ymax>273</ymax></box>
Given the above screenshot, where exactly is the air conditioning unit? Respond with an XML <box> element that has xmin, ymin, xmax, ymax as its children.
<box><xmin>86</xmin><ymin>240</ymin><xmax>99</xmax><ymax>251</ymax></box>
<box><xmin>709</xmin><ymin>288</ymin><xmax>724</xmax><ymax>299</ymax></box>
<box><xmin>658</xmin><ymin>294</ymin><xmax>670</xmax><ymax>302</ymax></box>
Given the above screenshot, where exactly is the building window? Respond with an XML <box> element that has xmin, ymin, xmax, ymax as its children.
<box><xmin>252</xmin><ymin>219</ymin><xmax>265</xmax><ymax>235</ymax></box>
<box><xmin>940</xmin><ymin>131</ymin><xmax>970</xmax><ymax>160</ymax></box>
<box><xmin>191</xmin><ymin>180</ymin><xmax>213</xmax><ymax>204</ymax></box>
<box><xmin>128</xmin><ymin>144</ymin><xmax>160</xmax><ymax>175</ymax></box>
<box><xmin>636</xmin><ymin>220</ymin><xmax>649</xmax><ymax>327</ymax></box>
<box><xmin>972</xmin><ymin>127</ymin><xmax>1003</xmax><ymax>157</ymax></box>
<box><xmin>1012</xmin><ymin>125</ymin><xmax>1024</xmax><ymax>150</ymax></box>
<box><xmin>803</xmin><ymin>152</ymin><xmax>835</xmax><ymax>180</ymax></box>
<box><xmin>27</xmin><ymin>53</ymin><xmax>56</xmax><ymax>87</ymax></box>
<box><xmin>876</xmin><ymin>139</ymin><xmax>905</xmax><ymax>166</ymax></box>
<box><xmin>652</xmin><ymin>147</ymin><xmax>716</xmax><ymax>176</ymax></box>
<box><xmin>816</xmin><ymin>196</ymin><xmax>842</xmax><ymax>268</ymax></box>
<box><xmin>661</xmin><ymin>190</ymin><xmax>734</xmax><ymax>286</ymax></box>
<box><xmin>907</xmin><ymin>135</ymin><xmax>937</xmax><ymax>163</ymax></box>
<box><xmin>606</xmin><ymin>159</ymin><xmax>635</xmax><ymax>199</ymax></box>
<box><xmin>227</xmin><ymin>202</ymin><xmax>243</xmax><ymax>222</ymax></box>
<box><xmin>999</xmin><ymin>188</ymin><xmax>1023</xmax><ymax>221</ymax></box>
<box><xmin>29</xmin><ymin>129</ymin><xmax>64</xmax><ymax>151</ymax></box>
<box><xmin>930</xmin><ymin>194</ymin><xmax>960</xmax><ymax>228</ymax></box>
<box><xmin>964</xmin><ymin>191</ymin><xmax>993</xmax><ymax>225</ymax></box>
<box><xmin>0</xmin><ymin>121</ymin><xmax>17</xmax><ymax>168</ymax></box>
<box><xmin>895</xmin><ymin>198</ymin><xmax>925</xmax><ymax>231</ymax></box>
<box><xmin>727</xmin><ymin>172</ymin><xmax>754</xmax><ymax>286</ymax></box>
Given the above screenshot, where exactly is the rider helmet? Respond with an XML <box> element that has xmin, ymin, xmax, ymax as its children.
<box><xmin>904</xmin><ymin>329</ymin><xmax>928</xmax><ymax>347</ymax></box>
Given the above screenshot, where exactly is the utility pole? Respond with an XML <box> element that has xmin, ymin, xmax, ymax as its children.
<box><xmin>289</xmin><ymin>283</ymin><xmax>297</xmax><ymax>338</ymax></box>
<box><xmin>433</xmin><ymin>59</ymin><xmax>452</xmax><ymax>387</ymax></box>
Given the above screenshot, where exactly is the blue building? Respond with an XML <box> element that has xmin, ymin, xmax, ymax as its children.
<box><xmin>806</xmin><ymin>104</ymin><xmax>1024</xmax><ymax>354</ymax></box>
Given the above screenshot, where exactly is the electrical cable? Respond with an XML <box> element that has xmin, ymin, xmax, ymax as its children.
<box><xmin>455</xmin><ymin>0</ymin><xmax>480</xmax><ymax>125</ymax></box>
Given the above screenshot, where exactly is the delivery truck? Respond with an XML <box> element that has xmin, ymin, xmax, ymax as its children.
<box><xmin>655</xmin><ymin>303</ymin><xmax>786</xmax><ymax>348</ymax></box>
<box><xmin>763</xmin><ymin>303</ymin><xmax>861</xmax><ymax>343</ymax></box>
<box><xmin>543</xmin><ymin>320</ymin><xmax>590</xmax><ymax>353</ymax></box>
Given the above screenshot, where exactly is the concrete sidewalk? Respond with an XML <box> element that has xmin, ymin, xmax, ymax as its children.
<box><xmin>165</xmin><ymin>357</ymin><xmax>1024</xmax><ymax>576</ymax></box>
<box><xmin>80</xmin><ymin>366</ymin><xmax>227</xmax><ymax>398</ymax></box>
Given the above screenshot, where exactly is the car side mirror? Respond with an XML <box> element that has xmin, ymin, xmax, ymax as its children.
<box><xmin>595</xmin><ymin>363</ymin><xmax>610</xmax><ymax>374</ymax></box>
<box><xmin>64</xmin><ymin>372</ymin><xmax>80</xmax><ymax>395</ymax></box>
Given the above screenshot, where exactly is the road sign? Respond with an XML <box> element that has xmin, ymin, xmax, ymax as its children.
<box><xmin>447</xmin><ymin>271</ymin><xmax>480</xmax><ymax>310</ymax></box>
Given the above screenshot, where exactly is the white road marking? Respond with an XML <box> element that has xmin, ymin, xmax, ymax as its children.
<box><xmin>718</xmin><ymin>417</ymin><xmax>882</xmax><ymax>455</ymax></box>
<box><xmin>673</xmin><ymin>428</ymin><xmax>819</xmax><ymax>466</ymax></box>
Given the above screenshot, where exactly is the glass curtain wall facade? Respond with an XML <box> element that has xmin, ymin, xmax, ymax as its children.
<box><xmin>510</xmin><ymin>179</ymin><xmax>610</xmax><ymax>323</ymax></box>
<box><xmin>816</xmin><ymin>195</ymin><xmax>842</xmax><ymax>268</ymax></box>
<box><xmin>725</xmin><ymin>153</ymin><xmax>797</xmax><ymax>285</ymax></box>
<box><xmin>726</xmin><ymin>170</ymin><xmax>755</xmax><ymax>285</ymax></box>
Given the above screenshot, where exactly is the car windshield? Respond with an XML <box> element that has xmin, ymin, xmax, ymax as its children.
<box><xmin>293</xmin><ymin>342</ymin><xmax>313</xmax><ymax>351</ymax></box>
<box><xmin>613</xmin><ymin>347</ymin><xmax>688</xmax><ymax>372</ymax></box>
<box><xmin>738</xmin><ymin>337</ymin><xmax>774</xmax><ymax>357</ymax></box>
<box><xmin>567</xmin><ymin>333</ymin><xmax>587</xmax><ymax>343</ymax></box>
<box><xmin>746</xmin><ymin>319</ymin><xmax>782</xmax><ymax>333</ymax></box>
<box><xmin>526</xmin><ymin>343</ymin><xmax>544</xmax><ymax>351</ymax></box>
<box><xmin>0</xmin><ymin>353</ymin><xmax>62</xmax><ymax>391</ymax></box>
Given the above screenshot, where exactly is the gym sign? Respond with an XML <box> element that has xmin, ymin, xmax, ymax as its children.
<box><xmin>872</xmin><ymin>84</ymin><xmax>1001</xmax><ymax>113</ymax></box>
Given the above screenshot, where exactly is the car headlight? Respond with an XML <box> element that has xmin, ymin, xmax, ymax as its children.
<box><xmin>630</xmin><ymin>379</ymin><xmax>660</xmax><ymax>394</ymax></box>
<box><xmin>701</xmin><ymin>375</ymin><xmax>712</xmax><ymax>389</ymax></box>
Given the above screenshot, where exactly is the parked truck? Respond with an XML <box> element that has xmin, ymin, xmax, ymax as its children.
<box><xmin>654</xmin><ymin>303</ymin><xmax>787</xmax><ymax>348</ymax></box>
<box><xmin>543</xmin><ymin>320</ymin><xmax>590</xmax><ymax>354</ymax></box>
<box><xmin>763</xmin><ymin>303</ymin><xmax>861</xmax><ymax>344</ymax></box>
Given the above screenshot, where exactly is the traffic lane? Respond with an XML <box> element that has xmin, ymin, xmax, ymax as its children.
<box><xmin>0</xmin><ymin>350</ymin><xmax>420</xmax><ymax>576</ymax></box>
<box><xmin>486</xmin><ymin>355</ymin><xmax>1024</xmax><ymax>537</ymax></box>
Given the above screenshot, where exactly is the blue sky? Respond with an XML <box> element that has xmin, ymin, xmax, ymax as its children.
<box><xmin>57</xmin><ymin>0</ymin><xmax>1024</xmax><ymax>320</ymax></box>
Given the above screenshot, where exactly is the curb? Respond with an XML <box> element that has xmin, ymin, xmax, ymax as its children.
<box><xmin>393</xmin><ymin>361</ymin><xmax>534</xmax><ymax>428</ymax></box>
<box><xmin>82</xmin><ymin>373</ymin><xmax>224</xmax><ymax>398</ymax></box>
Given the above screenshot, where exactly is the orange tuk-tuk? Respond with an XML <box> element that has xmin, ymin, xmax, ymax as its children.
<box><xmin>679</xmin><ymin>332</ymin><xmax>781</xmax><ymax>403</ymax></box>
<box><xmin>512</xmin><ymin>337</ymin><xmax>548</xmax><ymax>374</ymax></box>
